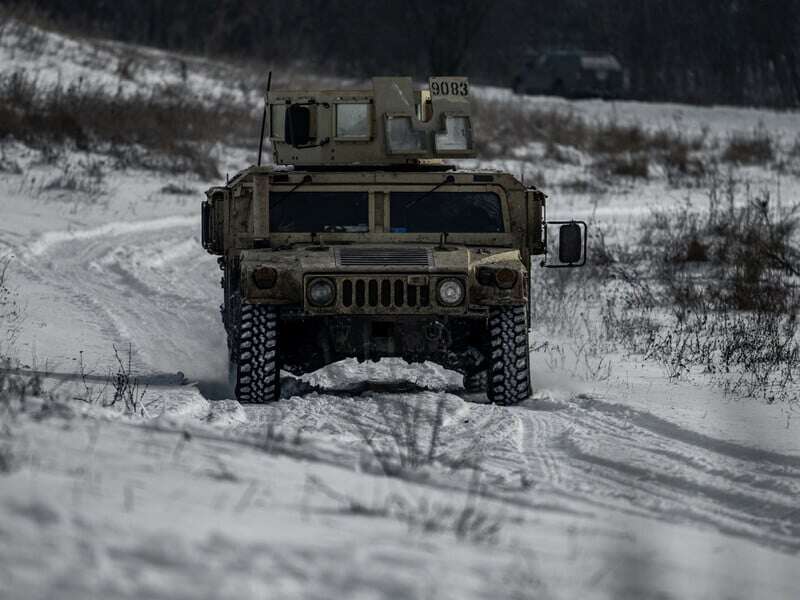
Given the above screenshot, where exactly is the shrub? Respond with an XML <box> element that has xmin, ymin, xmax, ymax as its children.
<box><xmin>595</xmin><ymin>154</ymin><xmax>649</xmax><ymax>178</ymax></box>
<box><xmin>160</xmin><ymin>183</ymin><xmax>196</xmax><ymax>195</ymax></box>
<box><xmin>533</xmin><ymin>177</ymin><xmax>800</xmax><ymax>403</ymax></box>
<box><xmin>472</xmin><ymin>97</ymin><xmax>705</xmax><ymax>182</ymax></box>
<box><xmin>0</xmin><ymin>71</ymin><xmax>258</xmax><ymax>178</ymax></box>
<box><xmin>642</xmin><ymin>190</ymin><xmax>800</xmax><ymax>313</ymax></box>
<box><xmin>722</xmin><ymin>130</ymin><xmax>774</xmax><ymax>164</ymax></box>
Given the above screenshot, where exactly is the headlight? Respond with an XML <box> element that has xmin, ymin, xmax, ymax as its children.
<box><xmin>495</xmin><ymin>268</ymin><xmax>518</xmax><ymax>289</ymax></box>
<box><xmin>476</xmin><ymin>267</ymin><xmax>518</xmax><ymax>289</ymax></box>
<box><xmin>253</xmin><ymin>266</ymin><xmax>278</xmax><ymax>289</ymax></box>
<box><xmin>307</xmin><ymin>278</ymin><xmax>336</xmax><ymax>307</ymax></box>
<box><xmin>437</xmin><ymin>278</ymin><xmax>465</xmax><ymax>306</ymax></box>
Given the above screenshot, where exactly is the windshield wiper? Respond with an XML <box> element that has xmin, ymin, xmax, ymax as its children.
<box><xmin>406</xmin><ymin>175</ymin><xmax>455</xmax><ymax>210</ymax></box>
<box><xmin>270</xmin><ymin>175</ymin><xmax>312</xmax><ymax>211</ymax></box>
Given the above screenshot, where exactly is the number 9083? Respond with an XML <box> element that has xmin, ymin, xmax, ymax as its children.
<box><xmin>430</xmin><ymin>78</ymin><xmax>469</xmax><ymax>97</ymax></box>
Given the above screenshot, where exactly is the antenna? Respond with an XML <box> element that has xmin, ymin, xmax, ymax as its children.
<box><xmin>257</xmin><ymin>70</ymin><xmax>272</xmax><ymax>167</ymax></box>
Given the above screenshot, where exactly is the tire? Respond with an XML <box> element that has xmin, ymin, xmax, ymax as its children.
<box><xmin>233</xmin><ymin>303</ymin><xmax>280</xmax><ymax>403</ymax></box>
<box><xmin>463</xmin><ymin>370</ymin><xmax>487</xmax><ymax>394</ymax></box>
<box><xmin>487</xmin><ymin>305</ymin><xmax>531</xmax><ymax>405</ymax></box>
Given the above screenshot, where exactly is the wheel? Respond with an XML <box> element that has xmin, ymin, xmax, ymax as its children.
<box><xmin>487</xmin><ymin>305</ymin><xmax>531</xmax><ymax>405</ymax></box>
<box><xmin>463</xmin><ymin>370</ymin><xmax>487</xmax><ymax>394</ymax></box>
<box><xmin>232</xmin><ymin>303</ymin><xmax>280</xmax><ymax>403</ymax></box>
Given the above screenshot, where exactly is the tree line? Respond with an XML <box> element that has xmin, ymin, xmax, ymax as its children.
<box><xmin>13</xmin><ymin>0</ymin><xmax>800</xmax><ymax>107</ymax></box>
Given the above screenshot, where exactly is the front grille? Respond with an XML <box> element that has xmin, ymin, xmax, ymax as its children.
<box><xmin>340</xmin><ymin>276</ymin><xmax>431</xmax><ymax>309</ymax></box>
<box><xmin>336</xmin><ymin>247</ymin><xmax>433</xmax><ymax>267</ymax></box>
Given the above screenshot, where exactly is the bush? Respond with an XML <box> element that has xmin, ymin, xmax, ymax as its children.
<box><xmin>722</xmin><ymin>131</ymin><xmax>774</xmax><ymax>165</ymax></box>
<box><xmin>532</xmin><ymin>176</ymin><xmax>800</xmax><ymax>403</ymax></box>
<box><xmin>472</xmin><ymin>97</ymin><xmax>705</xmax><ymax>182</ymax></box>
<box><xmin>0</xmin><ymin>71</ymin><xmax>258</xmax><ymax>178</ymax></box>
<box><xmin>595</xmin><ymin>154</ymin><xmax>649</xmax><ymax>179</ymax></box>
<box><xmin>641</xmin><ymin>189</ymin><xmax>800</xmax><ymax>312</ymax></box>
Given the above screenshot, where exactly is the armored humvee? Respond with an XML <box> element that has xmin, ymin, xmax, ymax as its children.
<box><xmin>202</xmin><ymin>77</ymin><xmax>586</xmax><ymax>404</ymax></box>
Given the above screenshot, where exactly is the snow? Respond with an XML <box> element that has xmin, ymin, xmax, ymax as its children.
<box><xmin>475</xmin><ymin>85</ymin><xmax>800</xmax><ymax>144</ymax></box>
<box><xmin>3</xmin><ymin>391</ymin><xmax>800</xmax><ymax>599</ymax></box>
<box><xmin>2</xmin><ymin>17</ymin><xmax>800</xmax><ymax>600</ymax></box>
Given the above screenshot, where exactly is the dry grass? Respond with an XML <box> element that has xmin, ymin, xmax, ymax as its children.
<box><xmin>532</xmin><ymin>176</ymin><xmax>800</xmax><ymax>404</ymax></box>
<box><xmin>472</xmin><ymin>96</ymin><xmax>708</xmax><ymax>184</ymax></box>
<box><xmin>0</xmin><ymin>258</ymin><xmax>22</xmax><ymax>359</ymax></box>
<box><xmin>722</xmin><ymin>130</ymin><xmax>775</xmax><ymax>165</ymax></box>
<box><xmin>641</xmin><ymin>182</ymin><xmax>800</xmax><ymax>312</ymax></box>
<box><xmin>593</xmin><ymin>154</ymin><xmax>649</xmax><ymax>179</ymax></box>
<box><xmin>0</xmin><ymin>70</ymin><xmax>257</xmax><ymax>178</ymax></box>
<box><xmin>353</xmin><ymin>396</ymin><xmax>452</xmax><ymax>476</ymax></box>
<box><xmin>306</xmin><ymin>471</ymin><xmax>504</xmax><ymax>544</ymax></box>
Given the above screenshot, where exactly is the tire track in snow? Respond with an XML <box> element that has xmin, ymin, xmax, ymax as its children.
<box><xmin>17</xmin><ymin>215</ymin><xmax>221</xmax><ymax>375</ymax></box>
<box><xmin>546</xmin><ymin>395</ymin><xmax>800</xmax><ymax>552</ymax></box>
<box><xmin>506</xmin><ymin>402</ymin><xmax>569</xmax><ymax>490</ymax></box>
<box><xmin>26</xmin><ymin>215</ymin><xmax>199</xmax><ymax>257</ymax></box>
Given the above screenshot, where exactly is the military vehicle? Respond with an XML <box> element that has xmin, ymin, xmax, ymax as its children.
<box><xmin>202</xmin><ymin>76</ymin><xmax>586</xmax><ymax>405</ymax></box>
<box><xmin>513</xmin><ymin>51</ymin><xmax>626</xmax><ymax>99</ymax></box>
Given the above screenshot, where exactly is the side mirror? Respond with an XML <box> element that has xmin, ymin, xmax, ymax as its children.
<box><xmin>542</xmin><ymin>220</ymin><xmax>587</xmax><ymax>268</ymax></box>
<box><xmin>558</xmin><ymin>222</ymin><xmax>582</xmax><ymax>264</ymax></box>
<box><xmin>284</xmin><ymin>104</ymin><xmax>311</xmax><ymax>146</ymax></box>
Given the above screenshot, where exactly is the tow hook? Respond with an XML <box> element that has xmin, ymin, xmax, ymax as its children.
<box><xmin>425</xmin><ymin>321</ymin><xmax>451</xmax><ymax>349</ymax></box>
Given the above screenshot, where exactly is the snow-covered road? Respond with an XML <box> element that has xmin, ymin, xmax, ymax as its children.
<box><xmin>2</xmin><ymin>162</ymin><xmax>799</xmax><ymax>597</ymax></box>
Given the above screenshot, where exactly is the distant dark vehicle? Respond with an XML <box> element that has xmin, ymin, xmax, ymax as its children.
<box><xmin>513</xmin><ymin>51</ymin><xmax>626</xmax><ymax>99</ymax></box>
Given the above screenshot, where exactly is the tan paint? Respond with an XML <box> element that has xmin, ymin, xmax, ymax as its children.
<box><xmin>201</xmin><ymin>77</ymin><xmax>550</xmax><ymax>318</ymax></box>
<box><xmin>269</xmin><ymin>77</ymin><xmax>474</xmax><ymax>166</ymax></box>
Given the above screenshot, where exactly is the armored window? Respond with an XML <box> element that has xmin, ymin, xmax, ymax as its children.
<box><xmin>335</xmin><ymin>103</ymin><xmax>371</xmax><ymax>140</ymax></box>
<box><xmin>270</xmin><ymin>105</ymin><xmax>286</xmax><ymax>140</ymax></box>
<box><xmin>385</xmin><ymin>116</ymin><xmax>427</xmax><ymax>154</ymax></box>
<box><xmin>434</xmin><ymin>116</ymin><xmax>473</xmax><ymax>152</ymax></box>
<box><xmin>389</xmin><ymin>192</ymin><xmax>504</xmax><ymax>233</ymax></box>
<box><xmin>269</xmin><ymin>191</ymin><xmax>369</xmax><ymax>233</ymax></box>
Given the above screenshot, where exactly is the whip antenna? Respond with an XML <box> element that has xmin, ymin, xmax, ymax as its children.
<box><xmin>257</xmin><ymin>70</ymin><xmax>272</xmax><ymax>167</ymax></box>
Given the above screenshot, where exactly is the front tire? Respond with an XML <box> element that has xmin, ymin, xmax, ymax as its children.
<box><xmin>463</xmin><ymin>370</ymin><xmax>488</xmax><ymax>394</ymax></box>
<box><xmin>487</xmin><ymin>305</ymin><xmax>531</xmax><ymax>405</ymax></box>
<box><xmin>233</xmin><ymin>304</ymin><xmax>280</xmax><ymax>403</ymax></box>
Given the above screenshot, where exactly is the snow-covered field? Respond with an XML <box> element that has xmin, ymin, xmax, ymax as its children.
<box><xmin>2</xmin><ymin>18</ymin><xmax>800</xmax><ymax>600</ymax></box>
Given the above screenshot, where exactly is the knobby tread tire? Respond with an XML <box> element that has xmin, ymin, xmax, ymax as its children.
<box><xmin>463</xmin><ymin>370</ymin><xmax>488</xmax><ymax>394</ymax></box>
<box><xmin>234</xmin><ymin>304</ymin><xmax>280</xmax><ymax>404</ymax></box>
<box><xmin>487</xmin><ymin>305</ymin><xmax>531</xmax><ymax>405</ymax></box>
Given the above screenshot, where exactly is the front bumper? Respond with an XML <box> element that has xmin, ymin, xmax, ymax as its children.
<box><xmin>238</xmin><ymin>246</ymin><xmax>528</xmax><ymax>313</ymax></box>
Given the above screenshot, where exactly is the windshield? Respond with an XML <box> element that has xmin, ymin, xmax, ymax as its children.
<box><xmin>269</xmin><ymin>191</ymin><xmax>369</xmax><ymax>233</ymax></box>
<box><xmin>390</xmin><ymin>191</ymin><xmax>504</xmax><ymax>233</ymax></box>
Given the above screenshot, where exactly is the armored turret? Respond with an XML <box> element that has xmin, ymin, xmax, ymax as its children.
<box><xmin>268</xmin><ymin>77</ymin><xmax>475</xmax><ymax>166</ymax></box>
